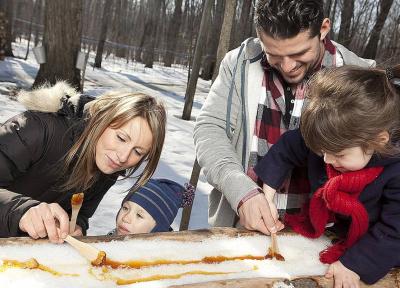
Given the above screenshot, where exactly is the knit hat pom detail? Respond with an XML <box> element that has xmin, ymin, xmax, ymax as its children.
<box><xmin>182</xmin><ymin>183</ymin><xmax>195</xmax><ymax>207</ymax></box>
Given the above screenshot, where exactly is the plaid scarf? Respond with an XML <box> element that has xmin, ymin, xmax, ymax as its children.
<box><xmin>247</xmin><ymin>38</ymin><xmax>337</xmax><ymax>215</ymax></box>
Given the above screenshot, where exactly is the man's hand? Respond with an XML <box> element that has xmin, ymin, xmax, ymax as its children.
<box><xmin>238</xmin><ymin>193</ymin><xmax>284</xmax><ymax>235</ymax></box>
<box><xmin>325</xmin><ymin>261</ymin><xmax>361</xmax><ymax>288</ymax></box>
<box><xmin>19</xmin><ymin>202</ymin><xmax>69</xmax><ymax>243</ymax></box>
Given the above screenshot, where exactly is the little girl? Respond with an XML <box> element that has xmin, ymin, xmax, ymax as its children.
<box><xmin>254</xmin><ymin>65</ymin><xmax>400</xmax><ymax>287</ymax></box>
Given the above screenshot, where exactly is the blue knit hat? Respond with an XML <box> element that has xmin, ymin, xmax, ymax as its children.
<box><xmin>124</xmin><ymin>179</ymin><xmax>195</xmax><ymax>232</ymax></box>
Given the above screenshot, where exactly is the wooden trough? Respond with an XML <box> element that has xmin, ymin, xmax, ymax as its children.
<box><xmin>0</xmin><ymin>228</ymin><xmax>398</xmax><ymax>287</ymax></box>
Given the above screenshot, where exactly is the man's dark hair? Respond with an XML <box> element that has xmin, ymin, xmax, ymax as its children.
<box><xmin>255</xmin><ymin>0</ymin><xmax>324</xmax><ymax>39</ymax></box>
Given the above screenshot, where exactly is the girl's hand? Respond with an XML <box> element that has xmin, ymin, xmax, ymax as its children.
<box><xmin>19</xmin><ymin>203</ymin><xmax>70</xmax><ymax>243</ymax></box>
<box><xmin>325</xmin><ymin>261</ymin><xmax>360</xmax><ymax>288</ymax></box>
<box><xmin>262</xmin><ymin>184</ymin><xmax>284</xmax><ymax>231</ymax></box>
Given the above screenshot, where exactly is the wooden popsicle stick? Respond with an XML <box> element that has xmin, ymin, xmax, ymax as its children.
<box><xmin>69</xmin><ymin>206</ymin><xmax>81</xmax><ymax>233</ymax></box>
<box><xmin>271</xmin><ymin>233</ymin><xmax>277</xmax><ymax>255</ymax></box>
<box><xmin>69</xmin><ymin>193</ymin><xmax>84</xmax><ymax>233</ymax></box>
<box><xmin>64</xmin><ymin>235</ymin><xmax>106</xmax><ymax>265</ymax></box>
<box><xmin>271</xmin><ymin>232</ymin><xmax>285</xmax><ymax>261</ymax></box>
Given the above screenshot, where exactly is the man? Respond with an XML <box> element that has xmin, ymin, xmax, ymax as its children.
<box><xmin>194</xmin><ymin>0</ymin><xmax>375</xmax><ymax>235</ymax></box>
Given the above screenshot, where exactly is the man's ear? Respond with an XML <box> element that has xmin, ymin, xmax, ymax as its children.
<box><xmin>320</xmin><ymin>18</ymin><xmax>331</xmax><ymax>40</ymax></box>
<box><xmin>376</xmin><ymin>131</ymin><xmax>390</xmax><ymax>146</ymax></box>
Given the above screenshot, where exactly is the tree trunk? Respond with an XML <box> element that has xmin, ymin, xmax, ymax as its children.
<box><xmin>248</xmin><ymin>0</ymin><xmax>256</xmax><ymax>38</ymax></box>
<box><xmin>115</xmin><ymin>0</ymin><xmax>128</xmax><ymax>58</ymax></box>
<box><xmin>155</xmin><ymin>0</ymin><xmax>167</xmax><ymax>61</ymax></box>
<box><xmin>182</xmin><ymin>0</ymin><xmax>213</xmax><ymax>120</ymax></box>
<box><xmin>94</xmin><ymin>0</ymin><xmax>114</xmax><ymax>68</ymax></box>
<box><xmin>235</xmin><ymin>0</ymin><xmax>251</xmax><ymax>46</ymax></box>
<box><xmin>212</xmin><ymin>0</ymin><xmax>236</xmax><ymax>82</ymax></box>
<box><xmin>386</xmin><ymin>15</ymin><xmax>400</xmax><ymax>62</ymax></box>
<box><xmin>126</xmin><ymin>0</ymin><xmax>137</xmax><ymax>62</ymax></box>
<box><xmin>2</xmin><ymin>0</ymin><xmax>14</xmax><ymax>57</ymax></box>
<box><xmin>142</xmin><ymin>0</ymin><xmax>162</xmax><ymax>68</ymax></box>
<box><xmin>324</xmin><ymin>0</ymin><xmax>333</xmax><ymax>18</ymax></box>
<box><xmin>134</xmin><ymin>0</ymin><xmax>146</xmax><ymax>62</ymax></box>
<box><xmin>328</xmin><ymin>0</ymin><xmax>338</xmax><ymax>40</ymax></box>
<box><xmin>88</xmin><ymin>0</ymin><xmax>102</xmax><ymax>43</ymax></box>
<box><xmin>200</xmin><ymin>0</ymin><xmax>223</xmax><ymax>81</ymax></box>
<box><xmin>164</xmin><ymin>0</ymin><xmax>183</xmax><ymax>67</ymax></box>
<box><xmin>337</xmin><ymin>0</ymin><xmax>354</xmax><ymax>46</ymax></box>
<box><xmin>0</xmin><ymin>10</ymin><xmax>6</xmax><ymax>60</ymax></box>
<box><xmin>33</xmin><ymin>0</ymin><xmax>82</xmax><ymax>89</ymax></box>
<box><xmin>24</xmin><ymin>0</ymin><xmax>40</xmax><ymax>60</ymax></box>
<box><xmin>33</xmin><ymin>0</ymin><xmax>44</xmax><ymax>46</ymax></box>
<box><xmin>82</xmin><ymin>0</ymin><xmax>92</xmax><ymax>39</ymax></box>
<box><xmin>362</xmin><ymin>0</ymin><xmax>394</xmax><ymax>59</ymax></box>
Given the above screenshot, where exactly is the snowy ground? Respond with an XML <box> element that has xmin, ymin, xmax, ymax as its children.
<box><xmin>0</xmin><ymin>234</ymin><xmax>330</xmax><ymax>287</ymax></box>
<box><xmin>0</xmin><ymin>41</ymin><xmax>212</xmax><ymax>235</ymax></box>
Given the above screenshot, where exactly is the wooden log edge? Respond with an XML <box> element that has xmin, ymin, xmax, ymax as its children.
<box><xmin>0</xmin><ymin>228</ymin><xmax>262</xmax><ymax>245</ymax></box>
<box><xmin>170</xmin><ymin>269</ymin><xmax>400</xmax><ymax>288</ymax></box>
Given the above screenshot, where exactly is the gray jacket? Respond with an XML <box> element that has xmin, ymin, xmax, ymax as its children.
<box><xmin>194</xmin><ymin>37</ymin><xmax>376</xmax><ymax>227</ymax></box>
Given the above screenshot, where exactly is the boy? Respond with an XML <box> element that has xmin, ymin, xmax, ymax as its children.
<box><xmin>111</xmin><ymin>179</ymin><xmax>194</xmax><ymax>235</ymax></box>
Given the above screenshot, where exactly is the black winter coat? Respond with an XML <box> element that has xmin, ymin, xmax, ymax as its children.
<box><xmin>0</xmin><ymin>111</ymin><xmax>118</xmax><ymax>237</ymax></box>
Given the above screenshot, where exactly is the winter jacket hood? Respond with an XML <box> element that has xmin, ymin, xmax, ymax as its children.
<box><xmin>17</xmin><ymin>81</ymin><xmax>94</xmax><ymax>118</ymax></box>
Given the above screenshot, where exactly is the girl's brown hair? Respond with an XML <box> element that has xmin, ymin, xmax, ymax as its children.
<box><xmin>62</xmin><ymin>91</ymin><xmax>166</xmax><ymax>193</ymax></box>
<box><xmin>301</xmin><ymin>64</ymin><xmax>400</xmax><ymax>156</ymax></box>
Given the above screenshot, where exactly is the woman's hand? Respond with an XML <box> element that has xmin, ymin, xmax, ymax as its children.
<box><xmin>19</xmin><ymin>203</ymin><xmax>70</xmax><ymax>243</ymax></box>
<box><xmin>325</xmin><ymin>261</ymin><xmax>360</xmax><ymax>288</ymax></box>
<box><xmin>70</xmin><ymin>224</ymin><xmax>83</xmax><ymax>237</ymax></box>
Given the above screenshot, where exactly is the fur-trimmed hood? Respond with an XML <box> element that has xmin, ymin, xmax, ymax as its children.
<box><xmin>17</xmin><ymin>81</ymin><xmax>80</xmax><ymax>112</ymax></box>
<box><xmin>17</xmin><ymin>82</ymin><xmax>94</xmax><ymax>118</ymax></box>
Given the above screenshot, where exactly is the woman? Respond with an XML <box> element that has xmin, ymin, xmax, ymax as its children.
<box><xmin>0</xmin><ymin>82</ymin><xmax>166</xmax><ymax>243</ymax></box>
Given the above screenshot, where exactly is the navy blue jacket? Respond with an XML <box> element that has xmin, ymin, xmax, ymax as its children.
<box><xmin>254</xmin><ymin>129</ymin><xmax>400</xmax><ymax>284</ymax></box>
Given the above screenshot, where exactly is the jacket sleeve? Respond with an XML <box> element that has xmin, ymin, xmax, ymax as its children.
<box><xmin>339</xmin><ymin>175</ymin><xmax>400</xmax><ymax>284</ymax></box>
<box><xmin>76</xmin><ymin>176</ymin><xmax>117</xmax><ymax>234</ymax></box>
<box><xmin>254</xmin><ymin>129</ymin><xmax>309</xmax><ymax>189</ymax></box>
<box><xmin>0</xmin><ymin>112</ymin><xmax>46</xmax><ymax>236</ymax></box>
<box><xmin>193</xmin><ymin>49</ymin><xmax>260</xmax><ymax>212</ymax></box>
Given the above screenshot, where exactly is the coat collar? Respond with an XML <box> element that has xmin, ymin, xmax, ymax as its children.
<box><xmin>240</xmin><ymin>37</ymin><xmax>263</xmax><ymax>61</ymax></box>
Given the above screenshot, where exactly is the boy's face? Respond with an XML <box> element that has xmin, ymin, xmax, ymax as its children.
<box><xmin>116</xmin><ymin>201</ymin><xmax>156</xmax><ymax>235</ymax></box>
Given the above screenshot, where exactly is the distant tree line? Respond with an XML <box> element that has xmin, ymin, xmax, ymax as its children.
<box><xmin>326</xmin><ymin>0</ymin><xmax>399</xmax><ymax>64</ymax></box>
<box><xmin>0</xmin><ymin>0</ymin><xmax>399</xmax><ymax>87</ymax></box>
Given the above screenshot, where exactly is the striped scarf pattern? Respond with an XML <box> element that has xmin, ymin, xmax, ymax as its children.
<box><xmin>247</xmin><ymin>38</ymin><xmax>337</xmax><ymax>215</ymax></box>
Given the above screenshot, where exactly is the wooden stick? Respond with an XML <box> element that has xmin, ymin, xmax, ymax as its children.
<box><xmin>64</xmin><ymin>235</ymin><xmax>105</xmax><ymax>265</ymax></box>
<box><xmin>69</xmin><ymin>206</ymin><xmax>81</xmax><ymax>233</ymax></box>
<box><xmin>69</xmin><ymin>193</ymin><xmax>84</xmax><ymax>233</ymax></box>
<box><xmin>271</xmin><ymin>233</ymin><xmax>277</xmax><ymax>255</ymax></box>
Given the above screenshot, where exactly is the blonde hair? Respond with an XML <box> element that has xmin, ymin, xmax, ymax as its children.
<box><xmin>62</xmin><ymin>91</ymin><xmax>166</xmax><ymax>193</ymax></box>
<box><xmin>301</xmin><ymin>64</ymin><xmax>400</xmax><ymax>156</ymax></box>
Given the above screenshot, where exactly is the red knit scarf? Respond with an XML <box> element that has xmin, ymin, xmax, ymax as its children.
<box><xmin>285</xmin><ymin>164</ymin><xmax>383</xmax><ymax>264</ymax></box>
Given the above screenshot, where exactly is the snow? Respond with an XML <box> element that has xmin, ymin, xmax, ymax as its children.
<box><xmin>0</xmin><ymin>40</ymin><xmax>332</xmax><ymax>288</ymax></box>
<box><xmin>0</xmin><ymin>40</ymin><xmax>213</xmax><ymax>234</ymax></box>
<box><xmin>0</xmin><ymin>234</ymin><xmax>330</xmax><ymax>287</ymax></box>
